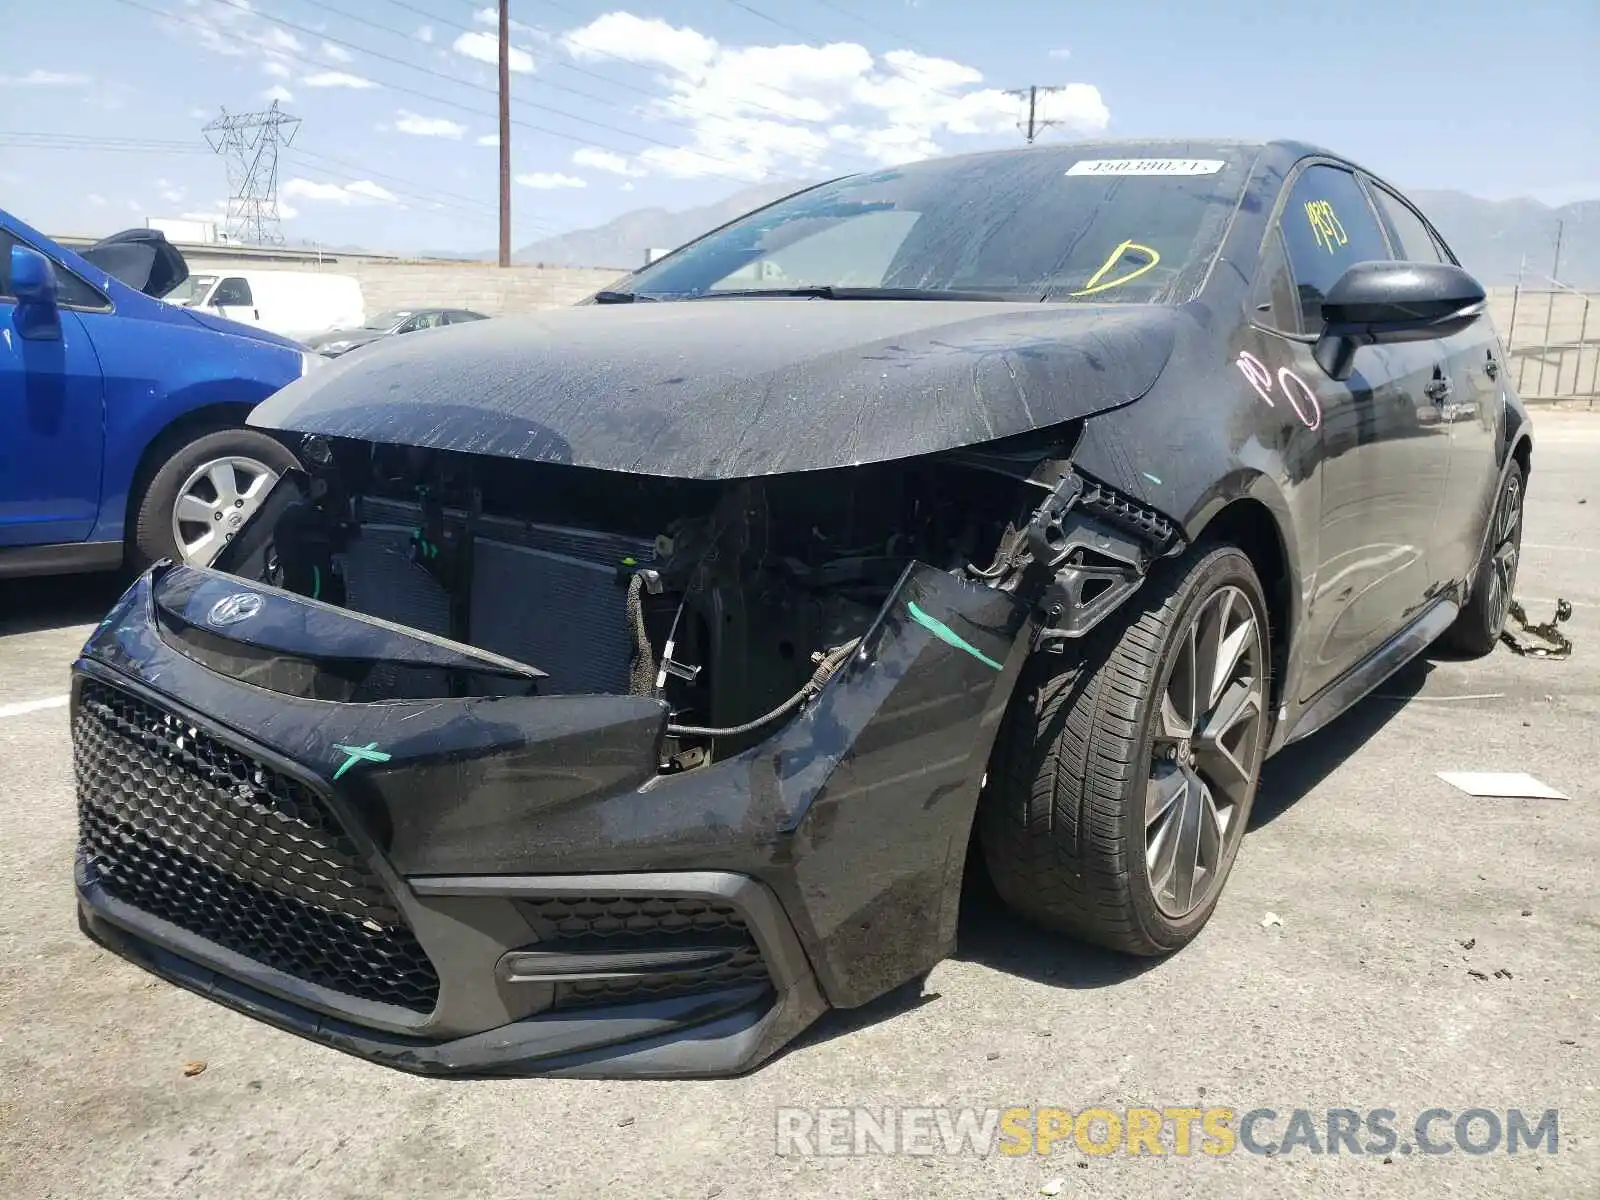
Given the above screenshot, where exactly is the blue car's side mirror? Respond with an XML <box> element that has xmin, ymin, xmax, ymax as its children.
<box><xmin>10</xmin><ymin>244</ymin><xmax>62</xmax><ymax>341</ymax></box>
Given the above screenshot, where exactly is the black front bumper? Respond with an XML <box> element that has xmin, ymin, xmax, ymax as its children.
<box><xmin>71</xmin><ymin>561</ymin><xmax>1028</xmax><ymax>1077</ymax></box>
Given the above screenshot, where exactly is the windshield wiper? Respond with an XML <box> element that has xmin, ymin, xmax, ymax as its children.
<box><xmin>681</xmin><ymin>286</ymin><xmax>1023</xmax><ymax>302</ymax></box>
<box><xmin>592</xmin><ymin>289</ymin><xmax>660</xmax><ymax>304</ymax></box>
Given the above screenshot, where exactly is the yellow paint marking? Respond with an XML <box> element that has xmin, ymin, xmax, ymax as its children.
<box><xmin>1305</xmin><ymin>200</ymin><xmax>1348</xmax><ymax>254</ymax></box>
<box><xmin>1070</xmin><ymin>240</ymin><xmax>1161</xmax><ymax>297</ymax></box>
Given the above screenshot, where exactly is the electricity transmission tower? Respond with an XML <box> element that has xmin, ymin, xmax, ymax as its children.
<box><xmin>203</xmin><ymin>100</ymin><xmax>300</xmax><ymax>245</ymax></box>
<box><xmin>1005</xmin><ymin>86</ymin><xmax>1069</xmax><ymax>144</ymax></box>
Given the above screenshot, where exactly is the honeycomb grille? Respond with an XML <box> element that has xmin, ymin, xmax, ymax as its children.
<box><xmin>73</xmin><ymin>679</ymin><xmax>439</xmax><ymax>1013</ymax></box>
<box><xmin>518</xmin><ymin>896</ymin><xmax>772</xmax><ymax>1011</ymax></box>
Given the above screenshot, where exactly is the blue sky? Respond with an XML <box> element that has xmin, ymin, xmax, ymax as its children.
<box><xmin>2</xmin><ymin>0</ymin><xmax>1595</xmax><ymax>253</ymax></box>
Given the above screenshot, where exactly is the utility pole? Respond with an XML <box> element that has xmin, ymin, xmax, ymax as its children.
<box><xmin>1005</xmin><ymin>85</ymin><xmax>1067</xmax><ymax>144</ymax></box>
<box><xmin>203</xmin><ymin>100</ymin><xmax>300</xmax><ymax>245</ymax></box>
<box><xmin>497</xmin><ymin>0</ymin><xmax>511</xmax><ymax>267</ymax></box>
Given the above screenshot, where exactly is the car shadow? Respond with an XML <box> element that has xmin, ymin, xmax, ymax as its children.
<box><xmin>1250</xmin><ymin>653</ymin><xmax>1431</xmax><ymax>828</ymax></box>
<box><xmin>0</xmin><ymin>571</ymin><xmax>126</xmax><ymax>636</ymax></box>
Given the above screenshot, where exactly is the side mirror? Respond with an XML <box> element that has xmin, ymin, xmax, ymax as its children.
<box><xmin>1313</xmin><ymin>261</ymin><xmax>1486</xmax><ymax>381</ymax></box>
<box><xmin>9</xmin><ymin>245</ymin><xmax>62</xmax><ymax>341</ymax></box>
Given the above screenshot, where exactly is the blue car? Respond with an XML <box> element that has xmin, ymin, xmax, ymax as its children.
<box><xmin>1</xmin><ymin>209</ymin><xmax>314</xmax><ymax>578</ymax></box>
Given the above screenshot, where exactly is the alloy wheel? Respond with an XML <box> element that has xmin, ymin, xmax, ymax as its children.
<box><xmin>1145</xmin><ymin>585</ymin><xmax>1265</xmax><ymax>919</ymax></box>
<box><xmin>1484</xmin><ymin>473</ymin><xmax>1523</xmax><ymax>635</ymax></box>
<box><xmin>171</xmin><ymin>456</ymin><xmax>280</xmax><ymax>568</ymax></box>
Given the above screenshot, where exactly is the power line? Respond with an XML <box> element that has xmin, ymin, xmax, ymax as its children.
<box><xmin>193</xmin><ymin>0</ymin><xmax>768</xmax><ymax>178</ymax></box>
<box><xmin>0</xmin><ymin>132</ymin><xmax>211</xmax><ymax>155</ymax></box>
<box><xmin>801</xmin><ymin>0</ymin><xmax>937</xmax><ymax>55</ymax></box>
<box><xmin>389</xmin><ymin>0</ymin><xmax>892</xmax><ymax>174</ymax></box>
<box><xmin>109</xmin><ymin>0</ymin><xmax>767</xmax><ymax>184</ymax></box>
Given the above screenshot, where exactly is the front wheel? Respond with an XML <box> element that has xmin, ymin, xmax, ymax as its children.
<box><xmin>130</xmin><ymin>428</ymin><xmax>299</xmax><ymax>571</ymax></box>
<box><xmin>980</xmin><ymin>544</ymin><xmax>1271</xmax><ymax>956</ymax></box>
<box><xmin>1440</xmin><ymin>461</ymin><xmax>1525</xmax><ymax>657</ymax></box>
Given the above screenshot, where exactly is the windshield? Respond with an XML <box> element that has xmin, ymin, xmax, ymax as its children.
<box><xmin>165</xmin><ymin>274</ymin><xmax>217</xmax><ymax>306</ymax></box>
<box><xmin>625</xmin><ymin>146</ymin><xmax>1254</xmax><ymax>304</ymax></box>
<box><xmin>364</xmin><ymin>310</ymin><xmax>413</xmax><ymax>330</ymax></box>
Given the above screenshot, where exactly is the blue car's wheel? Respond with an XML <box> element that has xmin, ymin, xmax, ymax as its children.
<box><xmin>130</xmin><ymin>428</ymin><xmax>299</xmax><ymax>571</ymax></box>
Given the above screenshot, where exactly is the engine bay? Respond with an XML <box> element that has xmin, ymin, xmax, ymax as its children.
<box><xmin>211</xmin><ymin>434</ymin><xmax>1077</xmax><ymax>771</ymax></box>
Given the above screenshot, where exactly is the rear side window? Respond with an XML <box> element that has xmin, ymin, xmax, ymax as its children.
<box><xmin>1278</xmin><ymin>164</ymin><xmax>1391</xmax><ymax>328</ymax></box>
<box><xmin>212</xmin><ymin>277</ymin><xmax>253</xmax><ymax>306</ymax></box>
<box><xmin>1369</xmin><ymin>185</ymin><xmax>1447</xmax><ymax>264</ymax></box>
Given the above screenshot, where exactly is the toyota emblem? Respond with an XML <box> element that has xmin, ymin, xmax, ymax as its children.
<box><xmin>208</xmin><ymin>592</ymin><xmax>264</xmax><ymax>627</ymax></box>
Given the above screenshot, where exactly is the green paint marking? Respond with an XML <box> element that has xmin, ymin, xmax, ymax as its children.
<box><xmin>310</xmin><ymin>565</ymin><xmax>322</xmax><ymax>600</ymax></box>
<box><xmin>907</xmin><ymin>601</ymin><xmax>1003</xmax><ymax>671</ymax></box>
<box><xmin>332</xmin><ymin>742</ymin><xmax>391</xmax><ymax>780</ymax></box>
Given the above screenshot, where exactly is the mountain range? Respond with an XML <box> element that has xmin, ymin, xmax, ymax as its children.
<box><xmin>502</xmin><ymin>181</ymin><xmax>1598</xmax><ymax>289</ymax></box>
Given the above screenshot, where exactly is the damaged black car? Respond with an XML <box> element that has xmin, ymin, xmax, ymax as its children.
<box><xmin>72</xmin><ymin>139</ymin><xmax>1532</xmax><ymax>1078</ymax></box>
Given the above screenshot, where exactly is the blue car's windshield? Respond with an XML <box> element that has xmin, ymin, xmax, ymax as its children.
<box><xmin>625</xmin><ymin>146</ymin><xmax>1255</xmax><ymax>304</ymax></box>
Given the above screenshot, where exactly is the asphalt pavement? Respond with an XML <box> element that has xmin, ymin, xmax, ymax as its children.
<box><xmin>2</xmin><ymin>412</ymin><xmax>1596</xmax><ymax>1200</ymax></box>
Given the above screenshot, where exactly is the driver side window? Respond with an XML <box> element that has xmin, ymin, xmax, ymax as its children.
<box><xmin>1277</xmin><ymin>164</ymin><xmax>1391</xmax><ymax>330</ymax></box>
<box><xmin>212</xmin><ymin>277</ymin><xmax>253</xmax><ymax>307</ymax></box>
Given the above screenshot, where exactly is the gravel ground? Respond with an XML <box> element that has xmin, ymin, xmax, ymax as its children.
<box><xmin>2</xmin><ymin>412</ymin><xmax>1596</xmax><ymax>1200</ymax></box>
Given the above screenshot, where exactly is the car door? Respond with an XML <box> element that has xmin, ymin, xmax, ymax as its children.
<box><xmin>1251</xmin><ymin>162</ymin><xmax>1454</xmax><ymax>701</ymax></box>
<box><xmin>208</xmin><ymin>275</ymin><xmax>259</xmax><ymax>326</ymax></box>
<box><xmin>0</xmin><ymin>230</ymin><xmax>108</xmax><ymax>547</ymax></box>
<box><xmin>1366</xmin><ymin>180</ymin><xmax>1504</xmax><ymax>585</ymax></box>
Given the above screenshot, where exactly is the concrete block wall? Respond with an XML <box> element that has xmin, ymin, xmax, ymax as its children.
<box><xmin>346</xmin><ymin>261</ymin><xmax>627</xmax><ymax>315</ymax></box>
<box><xmin>186</xmin><ymin>257</ymin><xmax>627</xmax><ymax>316</ymax></box>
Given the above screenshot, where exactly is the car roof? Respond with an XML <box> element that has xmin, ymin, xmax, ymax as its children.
<box><xmin>823</xmin><ymin>137</ymin><xmax>1355</xmax><ymax>181</ymax></box>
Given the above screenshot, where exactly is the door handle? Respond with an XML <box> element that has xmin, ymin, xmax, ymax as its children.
<box><xmin>1424</xmin><ymin>378</ymin><xmax>1453</xmax><ymax>404</ymax></box>
<box><xmin>1485</xmin><ymin>357</ymin><xmax>1500</xmax><ymax>380</ymax></box>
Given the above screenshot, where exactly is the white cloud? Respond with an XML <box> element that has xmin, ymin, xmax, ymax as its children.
<box><xmin>476</xmin><ymin>133</ymin><xmax>499</xmax><ymax>147</ymax></box>
<box><xmin>88</xmin><ymin>194</ymin><xmax>108</xmax><ymax>208</ymax></box>
<box><xmin>282</xmin><ymin>178</ymin><xmax>399</xmax><ymax>205</ymax></box>
<box><xmin>0</xmin><ymin>69</ymin><xmax>91</xmax><ymax>86</ymax></box>
<box><xmin>124</xmin><ymin>199</ymin><xmax>143</xmax><ymax>213</ymax></box>
<box><xmin>453</xmin><ymin>31</ymin><xmax>534</xmax><ymax>73</ymax></box>
<box><xmin>157</xmin><ymin>178</ymin><xmax>186</xmax><ymax>203</ymax></box>
<box><xmin>302</xmin><ymin>71</ymin><xmax>378</xmax><ymax>89</ymax></box>
<box><xmin>394</xmin><ymin>110</ymin><xmax>466</xmax><ymax>139</ymax></box>
<box><xmin>188</xmin><ymin>106</ymin><xmax>212</xmax><ymax>119</ymax></box>
<box><xmin>1049</xmin><ymin>47</ymin><xmax>1071</xmax><ymax>60</ymax></box>
<box><xmin>262</xmin><ymin>60</ymin><xmax>291</xmax><ymax>79</ymax></box>
<box><xmin>262</xmin><ymin>85</ymin><xmax>294</xmax><ymax>104</ymax></box>
<box><xmin>555</xmin><ymin>14</ymin><xmax>1109</xmax><ymax>179</ymax></box>
<box><xmin>562</xmin><ymin>13</ymin><xmax>717</xmax><ymax>74</ymax></box>
<box><xmin>320</xmin><ymin>41</ymin><xmax>353</xmax><ymax>63</ymax></box>
<box><xmin>516</xmin><ymin>172</ymin><xmax>587</xmax><ymax>189</ymax></box>
<box><xmin>259</xmin><ymin>28</ymin><xmax>303</xmax><ymax>55</ymax></box>
<box><xmin>572</xmin><ymin>148</ymin><xmax>646</xmax><ymax>177</ymax></box>
<box><xmin>416</xmin><ymin>25</ymin><xmax>435</xmax><ymax>44</ymax></box>
<box><xmin>345</xmin><ymin>180</ymin><xmax>397</xmax><ymax>202</ymax></box>
<box><xmin>620</xmin><ymin>181</ymin><xmax>635</xmax><ymax>192</ymax></box>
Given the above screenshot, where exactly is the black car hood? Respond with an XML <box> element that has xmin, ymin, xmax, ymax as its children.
<box><xmin>78</xmin><ymin>228</ymin><xmax>189</xmax><ymax>298</ymax></box>
<box><xmin>249</xmin><ymin>299</ymin><xmax>1179</xmax><ymax>479</ymax></box>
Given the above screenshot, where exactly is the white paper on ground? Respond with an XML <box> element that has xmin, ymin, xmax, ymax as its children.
<box><xmin>1436</xmin><ymin>771</ymin><xmax>1571</xmax><ymax>800</ymax></box>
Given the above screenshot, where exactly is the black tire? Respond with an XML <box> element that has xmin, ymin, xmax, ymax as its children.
<box><xmin>129</xmin><ymin>427</ymin><xmax>299</xmax><ymax>571</ymax></box>
<box><xmin>979</xmin><ymin>543</ymin><xmax>1271</xmax><ymax>956</ymax></box>
<box><xmin>1440</xmin><ymin>461</ymin><xmax>1525</xmax><ymax>658</ymax></box>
